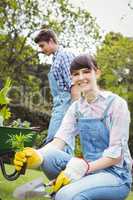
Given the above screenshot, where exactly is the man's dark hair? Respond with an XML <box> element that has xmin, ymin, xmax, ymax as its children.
<box><xmin>34</xmin><ymin>29</ymin><xmax>58</xmax><ymax>44</ymax></box>
<box><xmin>70</xmin><ymin>54</ymin><xmax>98</xmax><ymax>74</ymax></box>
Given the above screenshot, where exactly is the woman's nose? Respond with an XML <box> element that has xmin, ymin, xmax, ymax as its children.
<box><xmin>79</xmin><ymin>72</ymin><xmax>84</xmax><ymax>80</ymax></box>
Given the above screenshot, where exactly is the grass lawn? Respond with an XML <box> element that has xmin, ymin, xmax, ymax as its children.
<box><xmin>0</xmin><ymin>164</ymin><xmax>133</xmax><ymax>200</ymax></box>
<box><xmin>0</xmin><ymin>164</ymin><xmax>50</xmax><ymax>200</ymax></box>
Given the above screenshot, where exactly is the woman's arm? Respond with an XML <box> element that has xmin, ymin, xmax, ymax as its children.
<box><xmin>37</xmin><ymin>138</ymin><xmax>66</xmax><ymax>155</ymax></box>
<box><xmin>88</xmin><ymin>156</ymin><xmax>121</xmax><ymax>173</ymax></box>
<box><xmin>46</xmin><ymin>138</ymin><xmax>66</xmax><ymax>150</ymax></box>
<box><xmin>89</xmin><ymin>97</ymin><xmax>130</xmax><ymax>173</ymax></box>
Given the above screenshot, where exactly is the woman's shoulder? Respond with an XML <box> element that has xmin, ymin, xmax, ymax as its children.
<box><xmin>100</xmin><ymin>90</ymin><xmax>127</xmax><ymax>103</ymax></box>
<box><xmin>103</xmin><ymin>91</ymin><xmax>128</xmax><ymax>111</ymax></box>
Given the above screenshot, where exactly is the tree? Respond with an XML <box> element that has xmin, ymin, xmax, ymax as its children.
<box><xmin>41</xmin><ymin>0</ymin><xmax>101</xmax><ymax>50</ymax></box>
<box><xmin>0</xmin><ymin>0</ymin><xmax>101</xmax><ymax>116</ymax></box>
<box><xmin>96</xmin><ymin>32</ymin><xmax>133</xmax><ymax>155</ymax></box>
<box><xmin>0</xmin><ymin>0</ymin><xmax>100</xmax><ymax>80</ymax></box>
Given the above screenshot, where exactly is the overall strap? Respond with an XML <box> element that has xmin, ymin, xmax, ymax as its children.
<box><xmin>102</xmin><ymin>96</ymin><xmax>116</xmax><ymax>119</ymax></box>
<box><xmin>75</xmin><ymin>98</ymin><xmax>84</xmax><ymax>120</ymax></box>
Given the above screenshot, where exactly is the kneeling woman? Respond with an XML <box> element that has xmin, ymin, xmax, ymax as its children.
<box><xmin>14</xmin><ymin>54</ymin><xmax>132</xmax><ymax>200</ymax></box>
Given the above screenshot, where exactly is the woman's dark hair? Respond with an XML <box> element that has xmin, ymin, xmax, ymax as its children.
<box><xmin>34</xmin><ymin>29</ymin><xmax>58</xmax><ymax>44</ymax></box>
<box><xmin>70</xmin><ymin>54</ymin><xmax>98</xmax><ymax>74</ymax></box>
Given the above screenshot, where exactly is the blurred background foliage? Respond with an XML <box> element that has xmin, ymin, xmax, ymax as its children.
<box><xmin>0</xmin><ymin>0</ymin><xmax>133</xmax><ymax>156</ymax></box>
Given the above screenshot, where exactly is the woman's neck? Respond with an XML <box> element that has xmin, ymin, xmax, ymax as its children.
<box><xmin>83</xmin><ymin>88</ymin><xmax>100</xmax><ymax>103</ymax></box>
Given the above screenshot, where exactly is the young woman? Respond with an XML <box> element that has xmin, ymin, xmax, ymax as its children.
<box><xmin>14</xmin><ymin>54</ymin><xmax>132</xmax><ymax>200</ymax></box>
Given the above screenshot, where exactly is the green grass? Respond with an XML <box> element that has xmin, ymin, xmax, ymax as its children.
<box><xmin>0</xmin><ymin>164</ymin><xmax>133</xmax><ymax>200</ymax></box>
<box><xmin>128</xmin><ymin>194</ymin><xmax>133</xmax><ymax>200</ymax></box>
<box><xmin>0</xmin><ymin>164</ymin><xmax>50</xmax><ymax>200</ymax></box>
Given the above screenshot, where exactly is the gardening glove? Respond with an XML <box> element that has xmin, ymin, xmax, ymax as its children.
<box><xmin>53</xmin><ymin>171</ymin><xmax>71</xmax><ymax>192</ymax></box>
<box><xmin>53</xmin><ymin>157</ymin><xmax>89</xmax><ymax>192</ymax></box>
<box><xmin>14</xmin><ymin>147</ymin><xmax>43</xmax><ymax>171</ymax></box>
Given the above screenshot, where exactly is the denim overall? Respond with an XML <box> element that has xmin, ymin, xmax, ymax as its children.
<box><xmin>42</xmin><ymin>96</ymin><xmax>131</xmax><ymax>200</ymax></box>
<box><xmin>77</xmin><ymin>96</ymin><xmax>132</xmax><ymax>188</ymax></box>
<box><xmin>46</xmin><ymin>70</ymin><xmax>74</xmax><ymax>154</ymax></box>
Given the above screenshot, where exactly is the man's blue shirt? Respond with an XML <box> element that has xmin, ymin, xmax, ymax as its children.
<box><xmin>51</xmin><ymin>47</ymin><xmax>75</xmax><ymax>92</ymax></box>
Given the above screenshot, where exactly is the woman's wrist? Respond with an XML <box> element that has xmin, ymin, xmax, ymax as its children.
<box><xmin>82</xmin><ymin>159</ymin><xmax>91</xmax><ymax>174</ymax></box>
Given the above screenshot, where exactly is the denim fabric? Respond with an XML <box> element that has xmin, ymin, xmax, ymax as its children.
<box><xmin>42</xmin><ymin>95</ymin><xmax>131</xmax><ymax>200</ymax></box>
<box><xmin>41</xmin><ymin>149</ymin><xmax>72</xmax><ymax>180</ymax></box>
<box><xmin>55</xmin><ymin>173</ymin><xmax>130</xmax><ymax>200</ymax></box>
<box><xmin>55</xmin><ymin>91</ymin><xmax>132</xmax><ymax>172</ymax></box>
<box><xmin>41</xmin><ymin>149</ymin><xmax>130</xmax><ymax>200</ymax></box>
<box><xmin>45</xmin><ymin>71</ymin><xmax>74</xmax><ymax>154</ymax></box>
<box><xmin>77</xmin><ymin>96</ymin><xmax>132</xmax><ymax>188</ymax></box>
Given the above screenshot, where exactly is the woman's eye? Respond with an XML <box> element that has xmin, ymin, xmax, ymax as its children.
<box><xmin>73</xmin><ymin>73</ymin><xmax>79</xmax><ymax>76</ymax></box>
<box><xmin>83</xmin><ymin>69</ymin><xmax>91</xmax><ymax>73</ymax></box>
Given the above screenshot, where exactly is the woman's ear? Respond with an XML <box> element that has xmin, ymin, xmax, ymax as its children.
<box><xmin>96</xmin><ymin>68</ymin><xmax>101</xmax><ymax>79</ymax></box>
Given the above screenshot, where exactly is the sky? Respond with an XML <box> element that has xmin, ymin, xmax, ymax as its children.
<box><xmin>71</xmin><ymin>0</ymin><xmax>133</xmax><ymax>37</ymax></box>
<box><xmin>38</xmin><ymin>0</ymin><xmax>133</xmax><ymax>62</ymax></box>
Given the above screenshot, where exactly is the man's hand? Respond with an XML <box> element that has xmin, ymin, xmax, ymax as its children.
<box><xmin>14</xmin><ymin>147</ymin><xmax>43</xmax><ymax>171</ymax></box>
<box><xmin>53</xmin><ymin>171</ymin><xmax>71</xmax><ymax>192</ymax></box>
<box><xmin>71</xmin><ymin>84</ymin><xmax>81</xmax><ymax>101</ymax></box>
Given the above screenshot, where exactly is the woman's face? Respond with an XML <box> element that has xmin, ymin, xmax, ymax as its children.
<box><xmin>72</xmin><ymin>67</ymin><xmax>100</xmax><ymax>93</ymax></box>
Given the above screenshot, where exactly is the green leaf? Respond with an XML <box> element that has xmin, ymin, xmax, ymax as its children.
<box><xmin>0</xmin><ymin>106</ymin><xmax>11</xmax><ymax>120</ymax></box>
<box><xmin>7</xmin><ymin>132</ymin><xmax>34</xmax><ymax>152</ymax></box>
<box><xmin>0</xmin><ymin>78</ymin><xmax>12</xmax><ymax>105</ymax></box>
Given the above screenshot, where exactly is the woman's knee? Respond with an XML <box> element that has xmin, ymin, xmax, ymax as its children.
<box><xmin>72</xmin><ymin>194</ymin><xmax>92</xmax><ymax>200</ymax></box>
<box><xmin>41</xmin><ymin>148</ymin><xmax>71</xmax><ymax>180</ymax></box>
<box><xmin>55</xmin><ymin>187</ymin><xmax>74</xmax><ymax>200</ymax></box>
<box><xmin>55</xmin><ymin>190</ymin><xmax>92</xmax><ymax>200</ymax></box>
<box><xmin>41</xmin><ymin>149</ymin><xmax>57</xmax><ymax>179</ymax></box>
<box><xmin>73</xmin><ymin>184</ymin><xmax>130</xmax><ymax>200</ymax></box>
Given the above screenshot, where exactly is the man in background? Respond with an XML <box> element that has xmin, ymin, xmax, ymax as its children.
<box><xmin>34</xmin><ymin>29</ymin><xmax>79</xmax><ymax>153</ymax></box>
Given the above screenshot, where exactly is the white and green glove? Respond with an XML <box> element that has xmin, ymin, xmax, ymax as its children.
<box><xmin>53</xmin><ymin>157</ymin><xmax>90</xmax><ymax>192</ymax></box>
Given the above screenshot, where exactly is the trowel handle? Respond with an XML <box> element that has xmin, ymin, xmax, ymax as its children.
<box><xmin>20</xmin><ymin>162</ymin><xmax>27</xmax><ymax>175</ymax></box>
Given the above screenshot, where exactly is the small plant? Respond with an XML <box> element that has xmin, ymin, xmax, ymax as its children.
<box><xmin>22</xmin><ymin>121</ymin><xmax>31</xmax><ymax>128</ymax></box>
<box><xmin>11</xmin><ymin>118</ymin><xmax>31</xmax><ymax>128</ymax></box>
<box><xmin>7</xmin><ymin>132</ymin><xmax>33</xmax><ymax>152</ymax></box>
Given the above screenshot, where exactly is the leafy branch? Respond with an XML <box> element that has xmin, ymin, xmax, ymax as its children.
<box><xmin>0</xmin><ymin>78</ymin><xmax>12</xmax><ymax>125</ymax></box>
<box><xmin>7</xmin><ymin>132</ymin><xmax>33</xmax><ymax>152</ymax></box>
<box><xmin>11</xmin><ymin>118</ymin><xmax>30</xmax><ymax>128</ymax></box>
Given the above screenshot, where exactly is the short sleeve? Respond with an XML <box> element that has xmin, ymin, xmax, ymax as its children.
<box><xmin>60</xmin><ymin>53</ymin><xmax>75</xmax><ymax>90</ymax></box>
